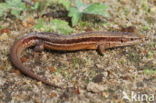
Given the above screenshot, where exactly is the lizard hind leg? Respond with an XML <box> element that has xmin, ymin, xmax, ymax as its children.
<box><xmin>34</xmin><ymin>41</ymin><xmax>44</xmax><ymax>52</ymax></box>
<box><xmin>97</xmin><ymin>43</ymin><xmax>110</xmax><ymax>56</ymax></box>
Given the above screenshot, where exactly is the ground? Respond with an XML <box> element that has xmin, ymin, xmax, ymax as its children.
<box><xmin>0</xmin><ymin>0</ymin><xmax>156</xmax><ymax>103</ymax></box>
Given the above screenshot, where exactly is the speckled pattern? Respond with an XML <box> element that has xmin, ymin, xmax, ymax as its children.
<box><xmin>0</xmin><ymin>0</ymin><xmax>156</xmax><ymax>103</ymax></box>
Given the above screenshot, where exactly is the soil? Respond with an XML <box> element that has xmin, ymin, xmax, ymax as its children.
<box><xmin>0</xmin><ymin>0</ymin><xmax>156</xmax><ymax>103</ymax></box>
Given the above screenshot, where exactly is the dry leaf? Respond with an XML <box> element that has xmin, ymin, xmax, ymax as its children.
<box><xmin>48</xmin><ymin>66</ymin><xmax>56</xmax><ymax>72</ymax></box>
<box><xmin>49</xmin><ymin>92</ymin><xmax>57</xmax><ymax>98</ymax></box>
<box><xmin>22</xmin><ymin>17</ymin><xmax>35</xmax><ymax>28</ymax></box>
<box><xmin>0</xmin><ymin>28</ymin><xmax>11</xmax><ymax>34</ymax></box>
<box><xmin>10</xmin><ymin>69</ymin><xmax>21</xmax><ymax>75</ymax></box>
<box><xmin>20</xmin><ymin>57</ymin><xmax>29</xmax><ymax>63</ymax></box>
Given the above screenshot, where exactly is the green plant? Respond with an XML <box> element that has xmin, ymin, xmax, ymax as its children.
<box><xmin>0</xmin><ymin>0</ymin><xmax>26</xmax><ymax>17</ymax></box>
<box><xmin>56</xmin><ymin>0</ymin><xmax>71</xmax><ymax>10</ymax></box>
<box><xmin>0</xmin><ymin>0</ymin><xmax>39</xmax><ymax>18</ymax></box>
<box><xmin>34</xmin><ymin>19</ymin><xmax>73</xmax><ymax>35</ymax></box>
<box><xmin>144</xmin><ymin>69</ymin><xmax>156</xmax><ymax>75</ymax></box>
<box><xmin>56</xmin><ymin>0</ymin><xmax>109</xmax><ymax>26</ymax></box>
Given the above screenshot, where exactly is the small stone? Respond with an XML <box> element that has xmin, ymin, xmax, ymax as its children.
<box><xmin>87</xmin><ymin>82</ymin><xmax>105</xmax><ymax>93</ymax></box>
<box><xmin>103</xmin><ymin>71</ymin><xmax>108</xmax><ymax>77</ymax></box>
<box><xmin>150</xmin><ymin>7</ymin><xmax>156</xmax><ymax>14</ymax></box>
<box><xmin>102</xmin><ymin>91</ymin><xmax>109</xmax><ymax>98</ymax></box>
<box><xmin>136</xmin><ymin>82</ymin><xmax>144</xmax><ymax>87</ymax></box>
<box><xmin>92</xmin><ymin>74</ymin><xmax>104</xmax><ymax>83</ymax></box>
<box><xmin>96</xmin><ymin>64</ymin><xmax>103</xmax><ymax>69</ymax></box>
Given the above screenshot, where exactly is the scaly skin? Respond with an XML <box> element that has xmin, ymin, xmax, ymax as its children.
<box><xmin>10</xmin><ymin>31</ymin><xmax>143</xmax><ymax>88</ymax></box>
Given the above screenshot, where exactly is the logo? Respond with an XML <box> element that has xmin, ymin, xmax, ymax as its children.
<box><xmin>122</xmin><ymin>91</ymin><xmax>155</xmax><ymax>102</ymax></box>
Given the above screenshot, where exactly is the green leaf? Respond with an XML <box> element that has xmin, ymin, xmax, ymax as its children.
<box><xmin>0</xmin><ymin>3</ymin><xmax>10</xmax><ymax>17</ymax></box>
<box><xmin>31</xmin><ymin>2</ymin><xmax>40</xmax><ymax>10</ymax></box>
<box><xmin>68</xmin><ymin>1</ymin><xmax>109</xmax><ymax>26</ymax></box>
<box><xmin>68</xmin><ymin>7</ymin><xmax>82</xmax><ymax>26</ymax></box>
<box><xmin>6</xmin><ymin>0</ymin><xmax>26</xmax><ymax>17</ymax></box>
<box><xmin>34</xmin><ymin>19</ymin><xmax>53</xmax><ymax>31</ymax></box>
<box><xmin>34</xmin><ymin>19</ymin><xmax>73</xmax><ymax>34</ymax></box>
<box><xmin>57</xmin><ymin>0</ymin><xmax>71</xmax><ymax>10</ymax></box>
<box><xmin>11</xmin><ymin>9</ymin><xmax>21</xmax><ymax>17</ymax></box>
<box><xmin>75</xmin><ymin>0</ymin><xmax>88</xmax><ymax>12</ymax></box>
<box><xmin>83</xmin><ymin>3</ymin><xmax>109</xmax><ymax>17</ymax></box>
<box><xmin>51</xmin><ymin>19</ymin><xmax>73</xmax><ymax>35</ymax></box>
<box><xmin>34</xmin><ymin>19</ymin><xmax>45</xmax><ymax>30</ymax></box>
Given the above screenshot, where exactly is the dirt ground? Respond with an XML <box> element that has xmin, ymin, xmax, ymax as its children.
<box><xmin>0</xmin><ymin>0</ymin><xmax>156</xmax><ymax>103</ymax></box>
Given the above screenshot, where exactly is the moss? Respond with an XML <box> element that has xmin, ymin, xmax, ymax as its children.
<box><xmin>144</xmin><ymin>69</ymin><xmax>156</xmax><ymax>75</ymax></box>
